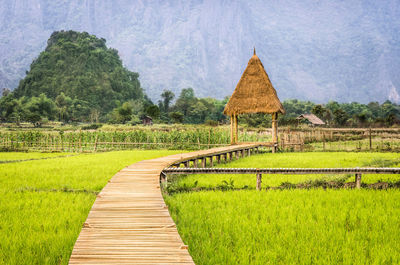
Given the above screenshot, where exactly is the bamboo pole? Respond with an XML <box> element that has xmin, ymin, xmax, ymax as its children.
<box><xmin>272</xmin><ymin>112</ymin><xmax>278</xmax><ymax>153</ymax></box>
<box><xmin>234</xmin><ymin>114</ymin><xmax>238</xmax><ymax>144</ymax></box>
<box><xmin>230</xmin><ymin>115</ymin><xmax>234</xmax><ymax>144</ymax></box>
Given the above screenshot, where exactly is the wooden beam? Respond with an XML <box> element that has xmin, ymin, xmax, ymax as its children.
<box><xmin>163</xmin><ymin>167</ymin><xmax>400</xmax><ymax>175</ymax></box>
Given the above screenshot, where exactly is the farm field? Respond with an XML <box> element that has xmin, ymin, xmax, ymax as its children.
<box><xmin>0</xmin><ymin>150</ymin><xmax>181</xmax><ymax>265</ymax></box>
<box><xmin>0</xmin><ymin>152</ymin><xmax>73</xmax><ymax>162</ymax></box>
<box><xmin>0</xmin><ymin>126</ymin><xmax>272</xmax><ymax>152</ymax></box>
<box><xmin>166</xmin><ymin>189</ymin><xmax>400</xmax><ymax>265</ymax></box>
<box><xmin>164</xmin><ymin>152</ymin><xmax>400</xmax><ymax>265</ymax></box>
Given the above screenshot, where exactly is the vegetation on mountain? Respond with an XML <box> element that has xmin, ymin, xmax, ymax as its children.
<box><xmin>1</xmin><ymin>30</ymin><xmax>147</xmax><ymax>124</ymax></box>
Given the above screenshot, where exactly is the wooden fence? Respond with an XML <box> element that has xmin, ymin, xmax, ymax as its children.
<box><xmin>278</xmin><ymin>128</ymin><xmax>400</xmax><ymax>152</ymax></box>
<box><xmin>163</xmin><ymin>167</ymin><xmax>400</xmax><ymax>190</ymax></box>
<box><xmin>1</xmin><ymin>127</ymin><xmax>399</xmax><ymax>152</ymax></box>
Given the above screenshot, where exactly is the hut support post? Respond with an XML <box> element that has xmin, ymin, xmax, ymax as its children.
<box><xmin>272</xmin><ymin>112</ymin><xmax>278</xmax><ymax>153</ymax></box>
<box><xmin>230</xmin><ymin>115</ymin><xmax>234</xmax><ymax>144</ymax></box>
<box><xmin>234</xmin><ymin>114</ymin><xmax>238</xmax><ymax>144</ymax></box>
<box><xmin>230</xmin><ymin>114</ymin><xmax>239</xmax><ymax>144</ymax></box>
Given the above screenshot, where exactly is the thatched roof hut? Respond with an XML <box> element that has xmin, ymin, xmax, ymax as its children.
<box><xmin>296</xmin><ymin>114</ymin><xmax>325</xmax><ymax>126</ymax></box>
<box><xmin>224</xmin><ymin>49</ymin><xmax>285</xmax><ymax>150</ymax></box>
<box><xmin>224</xmin><ymin>49</ymin><xmax>285</xmax><ymax>116</ymax></box>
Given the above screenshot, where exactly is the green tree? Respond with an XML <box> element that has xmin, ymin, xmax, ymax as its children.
<box><xmin>24</xmin><ymin>94</ymin><xmax>56</xmax><ymax>126</ymax></box>
<box><xmin>146</xmin><ymin>105</ymin><xmax>160</xmax><ymax>119</ymax></box>
<box><xmin>333</xmin><ymin>108</ymin><xmax>349</xmax><ymax>126</ymax></box>
<box><xmin>160</xmin><ymin>90</ymin><xmax>175</xmax><ymax>113</ymax></box>
<box><xmin>169</xmin><ymin>111</ymin><xmax>184</xmax><ymax>123</ymax></box>
<box><xmin>173</xmin><ymin>88</ymin><xmax>197</xmax><ymax>119</ymax></box>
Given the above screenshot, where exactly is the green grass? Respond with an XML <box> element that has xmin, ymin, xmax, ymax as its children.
<box><xmin>0</xmin><ymin>150</ymin><xmax>181</xmax><ymax>265</ymax></box>
<box><xmin>0</xmin><ymin>152</ymin><xmax>73</xmax><ymax>162</ymax></box>
<box><xmin>175</xmin><ymin>152</ymin><xmax>400</xmax><ymax>189</ymax></box>
<box><xmin>166</xmin><ymin>189</ymin><xmax>400</xmax><ymax>265</ymax></box>
<box><xmin>165</xmin><ymin>152</ymin><xmax>400</xmax><ymax>264</ymax></box>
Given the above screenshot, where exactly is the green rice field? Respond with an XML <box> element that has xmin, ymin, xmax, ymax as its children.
<box><xmin>1</xmin><ymin>150</ymin><xmax>399</xmax><ymax>264</ymax></box>
<box><xmin>0</xmin><ymin>150</ymin><xmax>181</xmax><ymax>264</ymax></box>
<box><xmin>166</xmin><ymin>189</ymin><xmax>400</xmax><ymax>265</ymax></box>
<box><xmin>165</xmin><ymin>152</ymin><xmax>400</xmax><ymax>265</ymax></box>
<box><xmin>0</xmin><ymin>152</ymin><xmax>73</xmax><ymax>162</ymax></box>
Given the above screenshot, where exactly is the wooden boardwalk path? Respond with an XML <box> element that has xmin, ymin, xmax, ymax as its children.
<box><xmin>69</xmin><ymin>143</ymin><xmax>261</xmax><ymax>265</ymax></box>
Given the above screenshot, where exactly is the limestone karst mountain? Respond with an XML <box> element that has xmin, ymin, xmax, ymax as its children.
<box><xmin>0</xmin><ymin>0</ymin><xmax>399</xmax><ymax>103</ymax></box>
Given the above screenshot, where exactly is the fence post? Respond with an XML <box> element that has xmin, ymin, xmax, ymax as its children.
<box><xmin>160</xmin><ymin>173</ymin><xmax>167</xmax><ymax>188</ymax></box>
<box><xmin>201</xmin><ymin>157</ymin><xmax>206</xmax><ymax>168</ymax></box>
<box><xmin>209</xmin><ymin>156</ymin><xmax>213</xmax><ymax>167</ymax></box>
<box><xmin>355</xmin><ymin>173</ymin><xmax>362</xmax><ymax>189</ymax></box>
<box><xmin>369</xmin><ymin>128</ymin><xmax>372</xmax><ymax>150</ymax></box>
<box><xmin>256</xmin><ymin>173</ymin><xmax>262</xmax><ymax>191</ymax></box>
<box><xmin>94</xmin><ymin>134</ymin><xmax>98</xmax><ymax>152</ymax></box>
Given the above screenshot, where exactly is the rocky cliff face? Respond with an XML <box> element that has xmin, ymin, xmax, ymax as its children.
<box><xmin>0</xmin><ymin>0</ymin><xmax>399</xmax><ymax>103</ymax></box>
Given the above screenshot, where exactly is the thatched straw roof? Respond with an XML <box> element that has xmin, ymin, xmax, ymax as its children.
<box><xmin>296</xmin><ymin>114</ymin><xmax>325</xmax><ymax>125</ymax></box>
<box><xmin>224</xmin><ymin>49</ymin><xmax>285</xmax><ymax>115</ymax></box>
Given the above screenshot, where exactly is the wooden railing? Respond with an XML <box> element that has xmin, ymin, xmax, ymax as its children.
<box><xmin>162</xmin><ymin>167</ymin><xmax>400</xmax><ymax>190</ymax></box>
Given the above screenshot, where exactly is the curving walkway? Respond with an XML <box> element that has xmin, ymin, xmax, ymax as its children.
<box><xmin>69</xmin><ymin>144</ymin><xmax>261</xmax><ymax>265</ymax></box>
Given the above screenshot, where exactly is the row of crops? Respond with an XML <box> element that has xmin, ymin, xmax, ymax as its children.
<box><xmin>0</xmin><ymin>128</ymin><xmax>272</xmax><ymax>152</ymax></box>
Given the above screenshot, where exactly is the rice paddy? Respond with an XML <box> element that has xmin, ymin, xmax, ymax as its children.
<box><xmin>166</xmin><ymin>189</ymin><xmax>400</xmax><ymax>265</ymax></box>
<box><xmin>0</xmin><ymin>150</ymin><xmax>181</xmax><ymax>265</ymax></box>
<box><xmin>0</xmin><ymin>152</ymin><xmax>73</xmax><ymax>162</ymax></box>
<box><xmin>164</xmin><ymin>152</ymin><xmax>400</xmax><ymax>265</ymax></box>
<box><xmin>1</xmin><ymin>149</ymin><xmax>399</xmax><ymax>264</ymax></box>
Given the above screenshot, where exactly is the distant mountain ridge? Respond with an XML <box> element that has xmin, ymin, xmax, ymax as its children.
<box><xmin>0</xmin><ymin>0</ymin><xmax>399</xmax><ymax>103</ymax></box>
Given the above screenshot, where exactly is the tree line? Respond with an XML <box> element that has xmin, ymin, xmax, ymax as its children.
<box><xmin>1</xmin><ymin>86</ymin><xmax>399</xmax><ymax>127</ymax></box>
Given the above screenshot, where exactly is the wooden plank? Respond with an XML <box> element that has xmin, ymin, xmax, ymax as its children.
<box><xmin>69</xmin><ymin>143</ymin><xmax>260</xmax><ymax>264</ymax></box>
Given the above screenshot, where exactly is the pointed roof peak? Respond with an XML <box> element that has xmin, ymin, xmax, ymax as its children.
<box><xmin>253</xmin><ymin>47</ymin><xmax>256</xmax><ymax>55</ymax></box>
<box><xmin>223</xmin><ymin>51</ymin><xmax>285</xmax><ymax>115</ymax></box>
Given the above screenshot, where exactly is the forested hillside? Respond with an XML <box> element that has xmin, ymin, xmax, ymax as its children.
<box><xmin>0</xmin><ymin>30</ymin><xmax>150</xmax><ymax>124</ymax></box>
<box><xmin>13</xmin><ymin>30</ymin><xmax>144</xmax><ymax>115</ymax></box>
